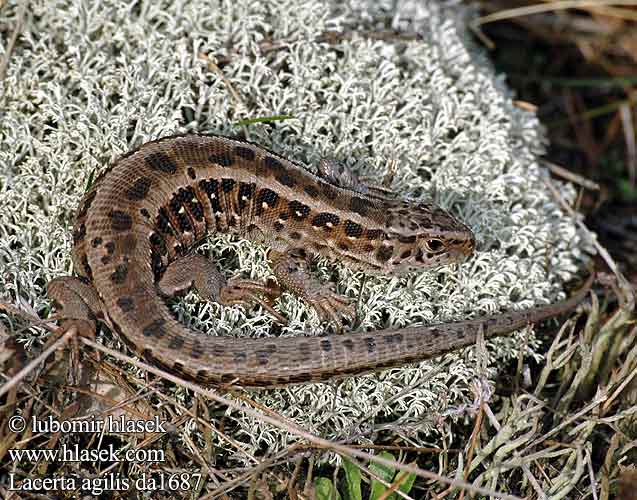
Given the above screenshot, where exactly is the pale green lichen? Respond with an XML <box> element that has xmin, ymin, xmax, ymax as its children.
<box><xmin>0</xmin><ymin>0</ymin><xmax>594</xmax><ymax>476</ymax></box>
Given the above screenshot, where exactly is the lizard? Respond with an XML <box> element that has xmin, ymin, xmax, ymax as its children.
<box><xmin>47</xmin><ymin>133</ymin><xmax>592</xmax><ymax>387</ymax></box>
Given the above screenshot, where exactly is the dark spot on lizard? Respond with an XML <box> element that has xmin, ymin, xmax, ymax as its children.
<box><xmin>199</xmin><ymin>179</ymin><xmax>221</xmax><ymax>213</ymax></box>
<box><xmin>157</xmin><ymin>207</ymin><xmax>176</xmax><ymax>236</ymax></box>
<box><xmin>290</xmin><ymin>231</ymin><xmax>302</xmax><ymax>240</ymax></box>
<box><xmin>105</xmin><ymin>241</ymin><xmax>115</xmax><ymax>254</ymax></box>
<box><xmin>221</xmin><ymin>178</ymin><xmax>235</xmax><ymax>193</ymax></box>
<box><xmin>187</xmin><ymin>167</ymin><xmax>196</xmax><ymax>179</ymax></box>
<box><xmin>273</xmin><ymin>221</ymin><xmax>284</xmax><ymax>231</ymax></box>
<box><xmin>199</xmin><ymin>178</ymin><xmax>218</xmax><ymax>195</ymax></box>
<box><xmin>209</xmin><ymin>152</ymin><xmax>234</xmax><ymax>167</ymax></box>
<box><xmin>365</xmin><ymin>229</ymin><xmax>385</xmax><ymax>240</ymax></box>
<box><xmin>185</xmin><ymin>191</ymin><xmax>205</xmax><ymax>221</ymax></box>
<box><xmin>384</xmin><ymin>333</ymin><xmax>403</xmax><ymax>344</ymax></box>
<box><xmin>234</xmin><ymin>351</ymin><xmax>247</xmax><ymax>363</ymax></box>
<box><xmin>398</xmin><ymin>235</ymin><xmax>417</xmax><ymax>243</ymax></box>
<box><xmin>350</xmin><ymin>196</ymin><xmax>371</xmax><ymax>216</ymax></box>
<box><xmin>298</xmin><ymin>342</ymin><xmax>312</xmax><ymax>361</ymax></box>
<box><xmin>276</xmin><ymin>171</ymin><xmax>297</xmax><ymax>188</ymax></box>
<box><xmin>303</xmin><ymin>185</ymin><xmax>319</xmax><ymax>198</ymax></box>
<box><xmin>168</xmin><ymin>336</ymin><xmax>185</xmax><ymax>349</ymax></box>
<box><xmin>149</xmin><ymin>232</ymin><xmax>168</xmax><ymax>255</ymax></box>
<box><xmin>256</xmin><ymin>188</ymin><xmax>279</xmax><ymax>214</ymax></box>
<box><xmin>289</xmin><ymin>200</ymin><xmax>310</xmax><ymax>220</ymax></box>
<box><xmin>344</xmin><ymin>220</ymin><xmax>363</xmax><ymax>238</ymax></box>
<box><xmin>320</xmin><ymin>339</ymin><xmax>332</xmax><ymax>352</ymax></box>
<box><xmin>126</xmin><ymin>177</ymin><xmax>152</xmax><ymax>200</ymax></box>
<box><xmin>376</xmin><ymin>245</ymin><xmax>394</xmax><ymax>262</ymax></box>
<box><xmin>365</xmin><ymin>337</ymin><xmax>376</xmax><ymax>353</ymax></box>
<box><xmin>150</xmin><ymin>250</ymin><xmax>164</xmax><ymax>279</ymax></box>
<box><xmin>415</xmin><ymin>249</ymin><xmax>424</xmax><ymax>262</ymax></box>
<box><xmin>256</xmin><ymin>350</ymin><xmax>270</xmax><ymax>366</ymax></box>
<box><xmin>142</xmin><ymin>318</ymin><xmax>167</xmax><ymax>338</ymax></box>
<box><xmin>146</xmin><ymin>151</ymin><xmax>177</xmax><ymax>174</ymax></box>
<box><xmin>110</xmin><ymin>210</ymin><xmax>133</xmax><ymax>231</ymax></box>
<box><xmin>312</xmin><ymin>212</ymin><xmax>340</xmax><ymax>229</ymax></box>
<box><xmin>110</xmin><ymin>263</ymin><xmax>128</xmax><ymax>284</ymax></box>
<box><xmin>169</xmin><ymin>195</ymin><xmax>193</xmax><ymax>233</ymax></box>
<box><xmin>140</xmin><ymin>208</ymin><xmax>151</xmax><ymax>219</ymax></box>
<box><xmin>238</xmin><ymin>182</ymin><xmax>255</xmax><ymax>210</ymax></box>
<box><xmin>338</xmin><ymin>242</ymin><xmax>350</xmax><ymax>252</ymax></box>
<box><xmin>235</xmin><ymin>146</ymin><xmax>255</xmax><ymax>161</ymax></box>
<box><xmin>400</xmin><ymin>250</ymin><xmax>412</xmax><ymax>259</ymax></box>
<box><xmin>191</xmin><ymin>341</ymin><xmax>203</xmax><ymax>359</ymax></box>
<box><xmin>342</xmin><ymin>339</ymin><xmax>354</xmax><ymax>350</ymax></box>
<box><xmin>116</xmin><ymin>296</ymin><xmax>135</xmax><ymax>312</ymax></box>
<box><xmin>264</xmin><ymin>156</ymin><xmax>284</xmax><ymax>173</ymax></box>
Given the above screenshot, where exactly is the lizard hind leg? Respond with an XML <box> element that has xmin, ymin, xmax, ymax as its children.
<box><xmin>317</xmin><ymin>158</ymin><xmax>370</xmax><ymax>194</ymax></box>
<box><xmin>318</xmin><ymin>157</ymin><xmax>396</xmax><ymax>196</ymax></box>
<box><xmin>157</xmin><ymin>253</ymin><xmax>285</xmax><ymax>323</ymax></box>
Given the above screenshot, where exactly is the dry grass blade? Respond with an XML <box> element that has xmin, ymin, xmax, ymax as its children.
<box><xmin>619</xmin><ymin>102</ymin><xmax>636</xmax><ymax>186</ymax></box>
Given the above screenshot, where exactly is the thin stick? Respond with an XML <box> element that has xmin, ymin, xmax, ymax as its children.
<box><xmin>0</xmin><ymin>1</ymin><xmax>28</xmax><ymax>80</ymax></box>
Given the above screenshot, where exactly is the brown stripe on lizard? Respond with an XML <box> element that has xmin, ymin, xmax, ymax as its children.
<box><xmin>47</xmin><ymin>134</ymin><xmax>592</xmax><ymax>387</ymax></box>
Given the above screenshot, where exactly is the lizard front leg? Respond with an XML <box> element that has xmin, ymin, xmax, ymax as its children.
<box><xmin>157</xmin><ymin>253</ymin><xmax>285</xmax><ymax>323</ymax></box>
<box><xmin>269</xmin><ymin>249</ymin><xmax>355</xmax><ymax>331</ymax></box>
<box><xmin>47</xmin><ymin>276</ymin><xmax>104</xmax><ymax>334</ymax></box>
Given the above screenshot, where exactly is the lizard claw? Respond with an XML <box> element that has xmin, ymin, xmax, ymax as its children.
<box><xmin>219</xmin><ymin>278</ymin><xmax>287</xmax><ymax>324</ymax></box>
<box><xmin>304</xmin><ymin>286</ymin><xmax>355</xmax><ymax>332</ymax></box>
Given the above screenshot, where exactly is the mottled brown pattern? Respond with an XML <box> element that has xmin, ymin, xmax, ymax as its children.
<box><xmin>48</xmin><ymin>133</ymin><xmax>591</xmax><ymax>387</ymax></box>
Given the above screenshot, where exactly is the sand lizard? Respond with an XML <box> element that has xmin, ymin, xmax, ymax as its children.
<box><xmin>48</xmin><ymin>134</ymin><xmax>591</xmax><ymax>387</ymax></box>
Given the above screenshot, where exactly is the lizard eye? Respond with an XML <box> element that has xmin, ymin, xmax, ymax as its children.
<box><xmin>424</xmin><ymin>239</ymin><xmax>445</xmax><ymax>253</ymax></box>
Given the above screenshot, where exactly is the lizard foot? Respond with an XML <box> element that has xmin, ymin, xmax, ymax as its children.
<box><xmin>302</xmin><ymin>285</ymin><xmax>355</xmax><ymax>332</ymax></box>
<box><xmin>219</xmin><ymin>278</ymin><xmax>286</xmax><ymax>324</ymax></box>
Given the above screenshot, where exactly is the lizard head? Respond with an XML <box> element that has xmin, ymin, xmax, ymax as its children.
<box><xmin>358</xmin><ymin>200</ymin><xmax>476</xmax><ymax>274</ymax></box>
